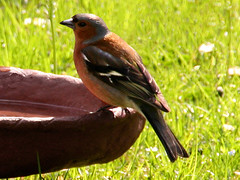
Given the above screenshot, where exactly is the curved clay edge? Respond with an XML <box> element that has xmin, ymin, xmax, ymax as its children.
<box><xmin>0</xmin><ymin>108</ymin><xmax>145</xmax><ymax>178</ymax></box>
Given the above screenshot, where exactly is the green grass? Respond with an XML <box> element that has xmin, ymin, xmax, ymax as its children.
<box><xmin>1</xmin><ymin>0</ymin><xmax>240</xmax><ymax>179</ymax></box>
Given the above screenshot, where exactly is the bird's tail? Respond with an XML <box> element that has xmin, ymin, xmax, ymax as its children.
<box><xmin>140</xmin><ymin>104</ymin><xmax>189</xmax><ymax>162</ymax></box>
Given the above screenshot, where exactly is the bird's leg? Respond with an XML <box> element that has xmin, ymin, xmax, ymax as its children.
<box><xmin>96</xmin><ymin>105</ymin><xmax>116</xmax><ymax>112</ymax></box>
<box><xmin>96</xmin><ymin>106</ymin><xmax>130</xmax><ymax>116</ymax></box>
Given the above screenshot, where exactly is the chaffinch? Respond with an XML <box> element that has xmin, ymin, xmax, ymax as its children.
<box><xmin>60</xmin><ymin>13</ymin><xmax>189</xmax><ymax>162</ymax></box>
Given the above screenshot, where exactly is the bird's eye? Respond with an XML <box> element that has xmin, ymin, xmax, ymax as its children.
<box><xmin>78</xmin><ymin>22</ymin><xmax>87</xmax><ymax>27</ymax></box>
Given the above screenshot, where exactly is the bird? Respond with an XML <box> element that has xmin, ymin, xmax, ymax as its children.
<box><xmin>60</xmin><ymin>13</ymin><xmax>189</xmax><ymax>162</ymax></box>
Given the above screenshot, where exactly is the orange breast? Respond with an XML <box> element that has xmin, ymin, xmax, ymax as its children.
<box><xmin>73</xmin><ymin>50</ymin><xmax>136</xmax><ymax>109</ymax></box>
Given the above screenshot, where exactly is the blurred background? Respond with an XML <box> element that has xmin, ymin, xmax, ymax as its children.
<box><xmin>0</xmin><ymin>0</ymin><xmax>239</xmax><ymax>179</ymax></box>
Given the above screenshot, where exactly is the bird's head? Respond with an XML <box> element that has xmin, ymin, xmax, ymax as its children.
<box><xmin>60</xmin><ymin>13</ymin><xmax>110</xmax><ymax>45</ymax></box>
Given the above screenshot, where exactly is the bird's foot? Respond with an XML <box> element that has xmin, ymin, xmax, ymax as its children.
<box><xmin>96</xmin><ymin>105</ymin><xmax>116</xmax><ymax>112</ymax></box>
<box><xmin>122</xmin><ymin>107</ymin><xmax>131</xmax><ymax>115</ymax></box>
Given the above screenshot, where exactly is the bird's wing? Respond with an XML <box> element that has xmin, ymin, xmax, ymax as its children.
<box><xmin>81</xmin><ymin>46</ymin><xmax>170</xmax><ymax>112</ymax></box>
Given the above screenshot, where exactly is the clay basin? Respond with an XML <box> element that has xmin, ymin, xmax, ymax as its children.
<box><xmin>0</xmin><ymin>67</ymin><xmax>145</xmax><ymax>178</ymax></box>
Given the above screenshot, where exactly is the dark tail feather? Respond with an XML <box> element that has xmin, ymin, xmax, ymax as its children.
<box><xmin>140</xmin><ymin>105</ymin><xmax>189</xmax><ymax>162</ymax></box>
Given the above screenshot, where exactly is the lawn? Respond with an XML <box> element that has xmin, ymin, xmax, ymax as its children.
<box><xmin>0</xmin><ymin>0</ymin><xmax>240</xmax><ymax>179</ymax></box>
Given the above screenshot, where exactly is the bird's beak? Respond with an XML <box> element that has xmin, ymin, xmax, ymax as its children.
<box><xmin>60</xmin><ymin>18</ymin><xmax>75</xmax><ymax>29</ymax></box>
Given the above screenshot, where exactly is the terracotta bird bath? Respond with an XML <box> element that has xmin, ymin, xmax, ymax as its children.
<box><xmin>0</xmin><ymin>66</ymin><xmax>145</xmax><ymax>178</ymax></box>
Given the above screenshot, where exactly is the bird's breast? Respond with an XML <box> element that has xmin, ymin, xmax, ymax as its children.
<box><xmin>73</xmin><ymin>51</ymin><xmax>136</xmax><ymax>109</ymax></box>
